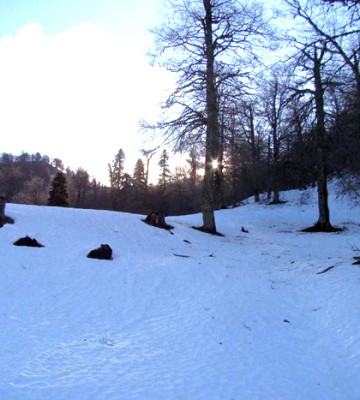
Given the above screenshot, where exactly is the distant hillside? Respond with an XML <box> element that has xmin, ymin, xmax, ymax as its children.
<box><xmin>0</xmin><ymin>152</ymin><xmax>60</xmax><ymax>203</ymax></box>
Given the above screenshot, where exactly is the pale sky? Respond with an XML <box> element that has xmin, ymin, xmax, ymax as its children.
<box><xmin>0</xmin><ymin>0</ymin><xmax>175</xmax><ymax>184</ymax></box>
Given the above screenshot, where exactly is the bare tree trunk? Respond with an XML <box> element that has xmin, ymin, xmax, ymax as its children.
<box><xmin>214</xmin><ymin>121</ymin><xmax>224</xmax><ymax>209</ymax></box>
<box><xmin>145</xmin><ymin>154</ymin><xmax>153</xmax><ymax>188</ymax></box>
<box><xmin>271</xmin><ymin>82</ymin><xmax>281</xmax><ymax>204</ymax></box>
<box><xmin>267</xmin><ymin>135</ymin><xmax>272</xmax><ymax>200</ymax></box>
<box><xmin>0</xmin><ymin>196</ymin><xmax>6</xmax><ymax>227</ymax></box>
<box><xmin>249</xmin><ymin>104</ymin><xmax>261</xmax><ymax>202</ymax></box>
<box><xmin>313</xmin><ymin>46</ymin><xmax>332</xmax><ymax>230</ymax></box>
<box><xmin>201</xmin><ymin>0</ymin><xmax>220</xmax><ymax>234</ymax></box>
<box><xmin>229</xmin><ymin>124</ymin><xmax>238</xmax><ymax>206</ymax></box>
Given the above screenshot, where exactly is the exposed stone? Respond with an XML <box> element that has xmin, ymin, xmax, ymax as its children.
<box><xmin>13</xmin><ymin>236</ymin><xmax>44</xmax><ymax>248</ymax></box>
<box><xmin>87</xmin><ymin>244</ymin><xmax>113</xmax><ymax>260</ymax></box>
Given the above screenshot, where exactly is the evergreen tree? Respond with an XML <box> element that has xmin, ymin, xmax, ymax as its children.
<box><xmin>112</xmin><ymin>149</ymin><xmax>125</xmax><ymax>191</ymax></box>
<box><xmin>158</xmin><ymin>149</ymin><xmax>171</xmax><ymax>187</ymax></box>
<box><xmin>133</xmin><ymin>159</ymin><xmax>146</xmax><ymax>189</ymax></box>
<box><xmin>108</xmin><ymin>149</ymin><xmax>126</xmax><ymax>210</ymax></box>
<box><xmin>48</xmin><ymin>172</ymin><xmax>69</xmax><ymax>207</ymax></box>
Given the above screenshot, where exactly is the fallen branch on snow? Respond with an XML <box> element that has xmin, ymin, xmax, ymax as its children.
<box><xmin>173</xmin><ymin>253</ymin><xmax>190</xmax><ymax>258</ymax></box>
<box><xmin>317</xmin><ymin>265</ymin><xmax>335</xmax><ymax>274</ymax></box>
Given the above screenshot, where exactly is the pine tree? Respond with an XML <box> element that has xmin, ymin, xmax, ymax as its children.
<box><xmin>48</xmin><ymin>172</ymin><xmax>69</xmax><ymax>207</ymax></box>
<box><xmin>112</xmin><ymin>149</ymin><xmax>125</xmax><ymax>191</ymax></box>
<box><xmin>133</xmin><ymin>159</ymin><xmax>146</xmax><ymax>189</ymax></box>
<box><xmin>158</xmin><ymin>149</ymin><xmax>171</xmax><ymax>187</ymax></box>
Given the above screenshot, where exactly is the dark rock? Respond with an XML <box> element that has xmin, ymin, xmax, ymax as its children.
<box><xmin>87</xmin><ymin>244</ymin><xmax>113</xmax><ymax>260</ymax></box>
<box><xmin>13</xmin><ymin>236</ymin><xmax>44</xmax><ymax>248</ymax></box>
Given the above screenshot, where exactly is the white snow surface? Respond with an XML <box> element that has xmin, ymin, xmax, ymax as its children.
<box><xmin>1</xmin><ymin>187</ymin><xmax>360</xmax><ymax>400</ymax></box>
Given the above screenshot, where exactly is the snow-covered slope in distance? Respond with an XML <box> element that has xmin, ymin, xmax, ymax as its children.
<box><xmin>0</xmin><ymin>186</ymin><xmax>359</xmax><ymax>400</ymax></box>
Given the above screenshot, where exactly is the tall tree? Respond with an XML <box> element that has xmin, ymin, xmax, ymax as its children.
<box><xmin>70</xmin><ymin>168</ymin><xmax>90</xmax><ymax>208</ymax></box>
<box><xmin>133</xmin><ymin>159</ymin><xmax>146</xmax><ymax>189</ymax></box>
<box><xmin>286</xmin><ymin>0</ymin><xmax>343</xmax><ymax>230</ymax></box>
<box><xmin>302</xmin><ymin>44</ymin><xmax>339</xmax><ymax>230</ymax></box>
<box><xmin>141</xmin><ymin>148</ymin><xmax>156</xmax><ymax>187</ymax></box>
<box><xmin>150</xmin><ymin>0</ymin><xmax>268</xmax><ymax>233</ymax></box>
<box><xmin>158</xmin><ymin>149</ymin><xmax>172</xmax><ymax>187</ymax></box>
<box><xmin>234</xmin><ymin>98</ymin><xmax>266</xmax><ymax>203</ymax></box>
<box><xmin>110</xmin><ymin>149</ymin><xmax>126</xmax><ymax>191</ymax></box>
<box><xmin>261</xmin><ymin>69</ymin><xmax>292</xmax><ymax>203</ymax></box>
<box><xmin>186</xmin><ymin>145</ymin><xmax>202</xmax><ymax>189</ymax></box>
<box><xmin>291</xmin><ymin>42</ymin><xmax>339</xmax><ymax>230</ymax></box>
<box><xmin>48</xmin><ymin>172</ymin><xmax>68</xmax><ymax>207</ymax></box>
<box><xmin>108</xmin><ymin>149</ymin><xmax>126</xmax><ymax>210</ymax></box>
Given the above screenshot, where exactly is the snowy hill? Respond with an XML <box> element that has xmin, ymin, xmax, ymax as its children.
<box><xmin>0</xmin><ymin>187</ymin><xmax>359</xmax><ymax>400</ymax></box>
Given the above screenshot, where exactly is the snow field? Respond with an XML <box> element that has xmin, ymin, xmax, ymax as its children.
<box><xmin>0</xmin><ymin>187</ymin><xmax>359</xmax><ymax>399</ymax></box>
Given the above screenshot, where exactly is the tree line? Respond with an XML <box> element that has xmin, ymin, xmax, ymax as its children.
<box><xmin>0</xmin><ymin>149</ymin><xmax>204</xmax><ymax>215</ymax></box>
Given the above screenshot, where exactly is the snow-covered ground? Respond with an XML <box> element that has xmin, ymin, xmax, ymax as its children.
<box><xmin>0</xmin><ymin>186</ymin><xmax>359</xmax><ymax>400</ymax></box>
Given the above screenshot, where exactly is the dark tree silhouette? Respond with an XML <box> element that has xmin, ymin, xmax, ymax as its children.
<box><xmin>48</xmin><ymin>172</ymin><xmax>69</xmax><ymax>207</ymax></box>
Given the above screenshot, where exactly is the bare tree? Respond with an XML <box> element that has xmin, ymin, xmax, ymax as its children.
<box><xmin>260</xmin><ymin>69</ymin><xmax>292</xmax><ymax>203</ymax></box>
<box><xmin>294</xmin><ymin>42</ymin><xmax>341</xmax><ymax>230</ymax></box>
<box><xmin>13</xmin><ymin>177</ymin><xmax>48</xmax><ymax>205</ymax></box>
<box><xmin>70</xmin><ymin>168</ymin><xmax>90</xmax><ymax>208</ymax></box>
<box><xmin>150</xmin><ymin>0</ymin><xmax>268</xmax><ymax>233</ymax></box>
<box><xmin>141</xmin><ymin>148</ymin><xmax>156</xmax><ymax>188</ymax></box>
<box><xmin>285</xmin><ymin>0</ymin><xmax>360</xmax><ymax>102</ymax></box>
<box><xmin>235</xmin><ymin>98</ymin><xmax>266</xmax><ymax>202</ymax></box>
<box><xmin>285</xmin><ymin>0</ymin><xmax>344</xmax><ymax>230</ymax></box>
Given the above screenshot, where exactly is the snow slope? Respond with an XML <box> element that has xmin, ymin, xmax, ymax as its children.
<box><xmin>0</xmin><ymin>187</ymin><xmax>359</xmax><ymax>400</ymax></box>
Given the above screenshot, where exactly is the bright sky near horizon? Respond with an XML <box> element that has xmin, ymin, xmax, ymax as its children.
<box><xmin>0</xmin><ymin>0</ymin><xmax>175</xmax><ymax>184</ymax></box>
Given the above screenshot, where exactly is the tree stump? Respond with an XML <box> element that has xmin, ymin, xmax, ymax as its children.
<box><xmin>143</xmin><ymin>212</ymin><xmax>174</xmax><ymax>230</ymax></box>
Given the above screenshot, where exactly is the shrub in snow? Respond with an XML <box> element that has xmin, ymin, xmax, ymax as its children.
<box><xmin>13</xmin><ymin>236</ymin><xmax>44</xmax><ymax>247</ymax></box>
<box><xmin>87</xmin><ymin>244</ymin><xmax>113</xmax><ymax>260</ymax></box>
